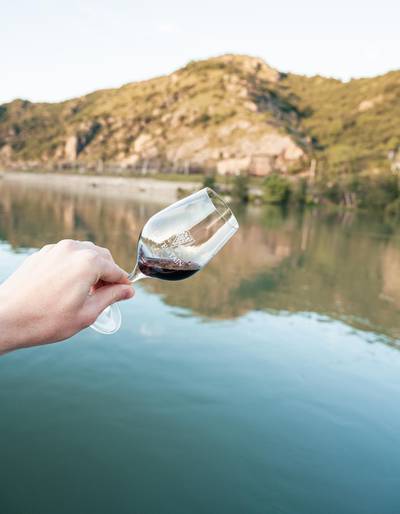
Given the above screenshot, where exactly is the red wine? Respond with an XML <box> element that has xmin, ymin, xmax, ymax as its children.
<box><xmin>138</xmin><ymin>254</ymin><xmax>201</xmax><ymax>281</ymax></box>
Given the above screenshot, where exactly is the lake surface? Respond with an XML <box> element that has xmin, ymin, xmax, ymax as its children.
<box><xmin>1</xmin><ymin>178</ymin><xmax>400</xmax><ymax>514</ymax></box>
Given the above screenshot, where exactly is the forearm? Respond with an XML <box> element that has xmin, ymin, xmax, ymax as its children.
<box><xmin>0</xmin><ymin>296</ymin><xmax>19</xmax><ymax>354</ymax></box>
<box><xmin>0</xmin><ymin>288</ymin><xmax>72</xmax><ymax>353</ymax></box>
<box><xmin>0</xmin><ymin>287</ymin><xmax>42</xmax><ymax>353</ymax></box>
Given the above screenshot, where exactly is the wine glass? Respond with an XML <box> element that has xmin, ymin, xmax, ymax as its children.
<box><xmin>91</xmin><ymin>187</ymin><xmax>239</xmax><ymax>334</ymax></box>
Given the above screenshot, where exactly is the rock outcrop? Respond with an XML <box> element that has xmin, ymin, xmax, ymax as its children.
<box><xmin>64</xmin><ymin>136</ymin><xmax>78</xmax><ymax>161</ymax></box>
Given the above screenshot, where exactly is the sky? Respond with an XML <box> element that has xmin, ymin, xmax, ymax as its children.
<box><xmin>1</xmin><ymin>0</ymin><xmax>399</xmax><ymax>104</ymax></box>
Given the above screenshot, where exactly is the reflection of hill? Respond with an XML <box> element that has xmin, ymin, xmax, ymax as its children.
<box><xmin>235</xmin><ymin>234</ymin><xmax>400</xmax><ymax>340</ymax></box>
<box><xmin>146</xmin><ymin>210</ymin><xmax>298</xmax><ymax>318</ymax></box>
<box><xmin>1</xmin><ymin>180</ymin><xmax>399</xmax><ymax>340</ymax></box>
<box><xmin>149</xmin><ymin>210</ymin><xmax>400</xmax><ymax>339</ymax></box>
<box><xmin>0</xmin><ymin>180</ymin><xmax>164</xmax><ymax>271</ymax></box>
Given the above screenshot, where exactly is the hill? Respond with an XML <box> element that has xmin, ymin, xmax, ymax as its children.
<box><xmin>0</xmin><ymin>54</ymin><xmax>399</xmax><ymax>181</ymax></box>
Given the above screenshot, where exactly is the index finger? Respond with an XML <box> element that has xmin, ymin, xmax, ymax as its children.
<box><xmin>94</xmin><ymin>257</ymin><xmax>130</xmax><ymax>285</ymax></box>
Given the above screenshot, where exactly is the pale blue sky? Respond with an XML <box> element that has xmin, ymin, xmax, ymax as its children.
<box><xmin>1</xmin><ymin>0</ymin><xmax>399</xmax><ymax>104</ymax></box>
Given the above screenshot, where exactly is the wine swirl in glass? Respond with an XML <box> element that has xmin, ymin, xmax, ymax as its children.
<box><xmin>91</xmin><ymin>187</ymin><xmax>239</xmax><ymax>334</ymax></box>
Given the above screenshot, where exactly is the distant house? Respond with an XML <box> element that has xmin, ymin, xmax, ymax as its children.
<box><xmin>216</xmin><ymin>158</ymin><xmax>251</xmax><ymax>176</ymax></box>
<box><xmin>216</xmin><ymin>154</ymin><xmax>278</xmax><ymax>177</ymax></box>
<box><xmin>248</xmin><ymin>155</ymin><xmax>275</xmax><ymax>176</ymax></box>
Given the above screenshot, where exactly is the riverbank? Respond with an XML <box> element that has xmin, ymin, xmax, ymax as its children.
<box><xmin>0</xmin><ymin>171</ymin><xmax>201</xmax><ymax>203</ymax></box>
<box><xmin>2</xmin><ymin>170</ymin><xmax>399</xmax><ymax>215</ymax></box>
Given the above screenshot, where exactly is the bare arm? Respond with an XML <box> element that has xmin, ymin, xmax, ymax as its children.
<box><xmin>0</xmin><ymin>240</ymin><xmax>134</xmax><ymax>354</ymax></box>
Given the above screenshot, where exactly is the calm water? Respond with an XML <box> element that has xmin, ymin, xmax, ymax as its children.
<box><xmin>1</xmin><ymin>178</ymin><xmax>400</xmax><ymax>514</ymax></box>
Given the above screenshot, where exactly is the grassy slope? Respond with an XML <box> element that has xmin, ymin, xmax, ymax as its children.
<box><xmin>281</xmin><ymin>71</ymin><xmax>400</xmax><ymax>174</ymax></box>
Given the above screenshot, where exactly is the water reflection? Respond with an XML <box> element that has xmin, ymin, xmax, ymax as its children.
<box><xmin>0</xmin><ymin>178</ymin><xmax>399</xmax><ymax>340</ymax></box>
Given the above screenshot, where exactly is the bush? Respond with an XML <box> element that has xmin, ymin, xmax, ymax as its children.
<box><xmin>202</xmin><ymin>174</ymin><xmax>217</xmax><ymax>190</ymax></box>
<box><xmin>290</xmin><ymin>178</ymin><xmax>309</xmax><ymax>205</ymax></box>
<box><xmin>311</xmin><ymin>173</ymin><xmax>399</xmax><ymax>209</ymax></box>
<box><xmin>351</xmin><ymin>174</ymin><xmax>399</xmax><ymax>209</ymax></box>
<box><xmin>385</xmin><ymin>198</ymin><xmax>400</xmax><ymax>218</ymax></box>
<box><xmin>232</xmin><ymin>174</ymin><xmax>249</xmax><ymax>203</ymax></box>
<box><xmin>263</xmin><ymin>174</ymin><xmax>290</xmax><ymax>204</ymax></box>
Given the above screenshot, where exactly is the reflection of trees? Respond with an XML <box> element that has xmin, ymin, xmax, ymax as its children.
<box><xmin>1</xmin><ymin>180</ymin><xmax>399</xmax><ymax>339</ymax></box>
<box><xmin>381</xmin><ymin>244</ymin><xmax>400</xmax><ymax>310</ymax></box>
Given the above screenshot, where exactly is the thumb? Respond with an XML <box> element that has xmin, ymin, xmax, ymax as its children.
<box><xmin>89</xmin><ymin>283</ymin><xmax>134</xmax><ymax>315</ymax></box>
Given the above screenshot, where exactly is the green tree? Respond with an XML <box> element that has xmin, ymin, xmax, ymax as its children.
<box><xmin>263</xmin><ymin>174</ymin><xmax>290</xmax><ymax>204</ymax></box>
<box><xmin>232</xmin><ymin>174</ymin><xmax>249</xmax><ymax>203</ymax></box>
<box><xmin>202</xmin><ymin>174</ymin><xmax>217</xmax><ymax>190</ymax></box>
<box><xmin>291</xmin><ymin>178</ymin><xmax>309</xmax><ymax>205</ymax></box>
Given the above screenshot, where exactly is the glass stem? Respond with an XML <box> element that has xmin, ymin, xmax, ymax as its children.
<box><xmin>128</xmin><ymin>264</ymin><xmax>146</xmax><ymax>284</ymax></box>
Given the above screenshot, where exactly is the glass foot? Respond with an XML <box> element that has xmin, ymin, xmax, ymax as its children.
<box><xmin>90</xmin><ymin>303</ymin><xmax>122</xmax><ymax>335</ymax></box>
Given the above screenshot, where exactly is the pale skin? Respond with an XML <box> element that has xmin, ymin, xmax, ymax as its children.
<box><xmin>0</xmin><ymin>240</ymin><xmax>134</xmax><ymax>355</ymax></box>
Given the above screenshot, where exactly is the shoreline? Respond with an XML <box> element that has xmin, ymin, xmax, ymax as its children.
<box><xmin>0</xmin><ymin>171</ymin><xmax>201</xmax><ymax>203</ymax></box>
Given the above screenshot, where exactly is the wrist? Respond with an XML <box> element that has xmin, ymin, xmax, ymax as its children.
<box><xmin>0</xmin><ymin>289</ymin><xmax>20</xmax><ymax>354</ymax></box>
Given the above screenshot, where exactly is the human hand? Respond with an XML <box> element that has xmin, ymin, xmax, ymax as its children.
<box><xmin>0</xmin><ymin>240</ymin><xmax>134</xmax><ymax>354</ymax></box>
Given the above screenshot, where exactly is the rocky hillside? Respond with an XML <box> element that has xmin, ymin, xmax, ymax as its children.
<box><xmin>0</xmin><ymin>54</ymin><xmax>399</xmax><ymax>177</ymax></box>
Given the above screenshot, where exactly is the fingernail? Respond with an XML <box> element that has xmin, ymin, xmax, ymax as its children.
<box><xmin>123</xmin><ymin>287</ymin><xmax>134</xmax><ymax>299</ymax></box>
